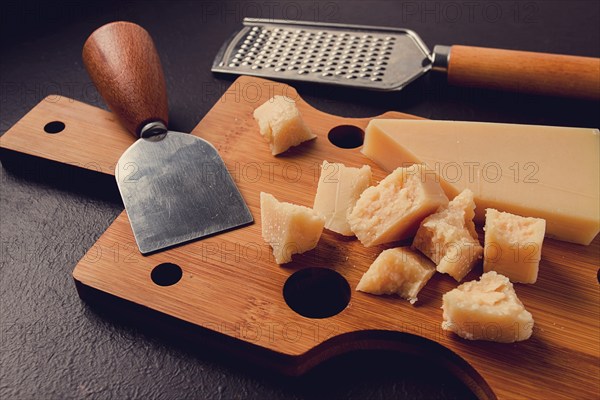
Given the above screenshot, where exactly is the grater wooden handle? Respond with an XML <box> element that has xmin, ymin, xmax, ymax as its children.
<box><xmin>442</xmin><ymin>45</ymin><xmax>600</xmax><ymax>100</ymax></box>
<box><xmin>83</xmin><ymin>21</ymin><xmax>169</xmax><ymax>137</ymax></box>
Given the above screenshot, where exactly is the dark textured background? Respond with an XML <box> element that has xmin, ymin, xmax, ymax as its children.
<box><xmin>1</xmin><ymin>1</ymin><xmax>599</xmax><ymax>399</ymax></box>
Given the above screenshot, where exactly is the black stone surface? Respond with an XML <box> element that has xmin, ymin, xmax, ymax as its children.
<box><xmin>1</xmin><ymin>1</ymin><xmax>598</xmax><ymax>399</ymax></box>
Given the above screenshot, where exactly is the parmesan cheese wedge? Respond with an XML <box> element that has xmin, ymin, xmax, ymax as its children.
<box><xmin>356</xmin><ymin>247</ymin><xmax>435</xmax><ymax>304</ymax></box>
<box><xmin>362</xmin><ymin>119</ymin><xmax>600</xmax><ymax>245</ymax></box>
<box><xmin>313</xmin><ymin>161</ymin><xmax>372</xmax><ymax>236</ymax></box>
<box><xmin>442</xmin><ymin>271</ymin><xmax>534</xmax><ymax>342</ymax></box>
<box><xmin>348</xmin><ymin>164</ymin><xmax>449</xmax><ymax>247</ymax></box>
<box><xmin>253</xmin><ymin>95</ymin><xmax>316</xmax><ymax>155</ymax></box>
<box><xmin>413</xmin><ymin>189</ymin><xmax>483</xmax><ymax>281</ymax></box>
<box><xmin>260</xmin><ymin>192</ymin><xmax>325</xmax><ymax>264</ymax></box>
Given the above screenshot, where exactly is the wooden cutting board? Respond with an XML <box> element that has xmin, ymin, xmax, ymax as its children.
<box><xmin>1</xmin><ymin>76</ymin><xmax>598</xmax><ymax>400</ymax></box>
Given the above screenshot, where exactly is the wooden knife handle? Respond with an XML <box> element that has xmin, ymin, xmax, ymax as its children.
<box><xmin>443</xmin><ymin>45</ymin><xmax>600</xmax><ymax>100</ymax></box>
<box><xmin>82</xmin><ymin>21</ymin><xmax>169</xmax><ymax>137</ymax></box>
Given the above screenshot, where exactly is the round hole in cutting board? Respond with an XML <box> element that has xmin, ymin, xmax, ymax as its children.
<box><xmin>283</xmin><ymin>267</ymin><xmax>350</xmax><ymax>318</ymax></box>
<box><xmin>43</xmin><ymin>121</ymin><xmax>65</xmax><ymax>134</ymax></box>
<box><xmin>151</xmin><ymin>263</ymin><xmax>182</xmax><ymax>286</ymax></box>
<box><xmin>327</xmin><ymin>125</ymin><xmax>364</xmax><ymax>149</ymax></box>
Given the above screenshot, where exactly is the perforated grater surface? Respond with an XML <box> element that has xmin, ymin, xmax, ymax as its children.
<box><xmin>212</xmin><ymin>18</ymin><xmax>435</xmax><ymax>91</ymax></box>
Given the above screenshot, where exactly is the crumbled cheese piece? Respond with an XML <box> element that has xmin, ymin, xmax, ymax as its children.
<box><xmin>313</xmin><ymin>161</ymin><xmax>372</xmax><ymax>236</ymax></box>
<box><xmin>484</xmin><ymin>209</ymin><xmax>546</xmax><ymax>284</ymax></box>
<box><xmin>348</xmin><ymin>164</ymin><xmax>449</xmax><ymax>247</ymax></box>
<box><xmin>356</xmin><ymin>247</ymin><xmax>435</xmax><ymax>304</ymax></box>
<box><xmin>260</xmin><ymin>192</ymin><xmax>325</xmax><ymax>264</ymax></box>
<box><xmin>413</xmin><ymin>189</ymin><xmax>483</xmax><ymax>281</ymax></box>
<box><xmin>442</xmin><ymin>271</ymin><xmax>534</xmax><ymax>342</ymax></box>
<box><xmin>253</xmin><ymin>95</ymin><xmax>316</xmax><ymax>155</ymax></box>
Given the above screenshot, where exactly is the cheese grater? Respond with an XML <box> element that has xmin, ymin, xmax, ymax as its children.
<box><xmin>212</xmin><ymin>18</ymin><xmax>433</xmax><ymax>92</ymax></box>
<box><xmin>212</xmin><ymin>18</ymin><xmax>600</xmax><ymax>99</ymax></box>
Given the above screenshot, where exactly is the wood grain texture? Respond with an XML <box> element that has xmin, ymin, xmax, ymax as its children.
<box><xmin>82</xmin><ymin>21</ymin><xmax>169</xmax><ymax>137</ymax></box>
<box><xmin>1</xmin><ymin>76</ymin><xmax>599</xmax><ymax>400</ymax></box>
<box><xmin>447</xmin><ymin>45</ymin><xmax>600</xmax><ymax>100</ymax></box>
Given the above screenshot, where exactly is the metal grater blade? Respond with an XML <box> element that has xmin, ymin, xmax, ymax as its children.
<box><xmin>212</xmin><ymin>18</ymin><xmax>433</xmax><ymax>91</ymax></box>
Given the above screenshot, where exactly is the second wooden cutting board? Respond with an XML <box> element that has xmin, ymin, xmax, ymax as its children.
<box><xmin>1</xmin><ymin>76</ymin><xmax>598</xmax><ymax>400</ymax></box>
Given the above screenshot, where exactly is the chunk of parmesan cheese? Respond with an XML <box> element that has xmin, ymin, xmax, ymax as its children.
<box><xmin>348</xmin><ymin>164</ymin><xmax>449</xmax><ymax>247</ymax></box>
<box><xmin>260</xmin><ymin>192</ymin><xmax>325</xmax><ymax>264</ymax></box>
<box><xmin>313</xmin><ymin>161</ymin><xmax>372</xmax><ymax>236</ymax></box>
<box><xmin>356</xmin><ymin>247</ymin><xmax>435</xmax><ymax>304</ymax></box>
<box><xmin>253</xmin><ymin>95</ymin><xmax>316</xmax><ymax>155</ymax></box>
<box><xmin>483</xmin><ymin>209</ymin><xmax>546</xmax><ymax>284</ymax></box>
<box><xmin>413</xmin><ymin>189</ymin><xmax>483</xmax><ymax>282</ymax></box>
<box><xmin>442</xmin><ymin>271</ymin><xmax>534</xmax><ymax>342</ymax></box>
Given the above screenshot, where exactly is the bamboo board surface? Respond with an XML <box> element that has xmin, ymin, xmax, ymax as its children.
<box><xmin>1</xmin><ymin>76</ymin><xmax>598</xmax><ymax>400</ymax></box>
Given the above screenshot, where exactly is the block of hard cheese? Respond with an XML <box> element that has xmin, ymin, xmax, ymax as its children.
<box><xmin>260</xmin><ymin>192</ymin><xmax>325</xmax><ymax>264</ymax></box>
<box><xmin>413</xmin><ymin>189</ymin><xmax>483</xmax><ymax>282</ymax></box>
<box><xmin>253</xmin><ymin>95</ymin><xmax>316</xmax><ymax>155</ymax></box>
<box><xmin>356</xmin><ymin>247</ymin><xmax>435</xmax><ymax>304</ymax></box>
<box><xmin>483</xmin><ymin>208</ymin><xmax>546</xmax><ymax>284</ymax></box>
<box><xmin>362</xmin><ymin>119</ymin><xmax>600</xmax><ymax>245</ymax></box>
<box><xmin>442</xmin><ymin>271</ymin><xmax>534</xmax><ymax>343</ymax></box>
<box><xmin>313</xmin><ymin>161</ymin><xmax>372</xmax><ymax>236</ymax></box>
<box><xmin>348</xmin><ymin>164</ymin><xmax>449</xmax><ymax>247</ymax></box>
